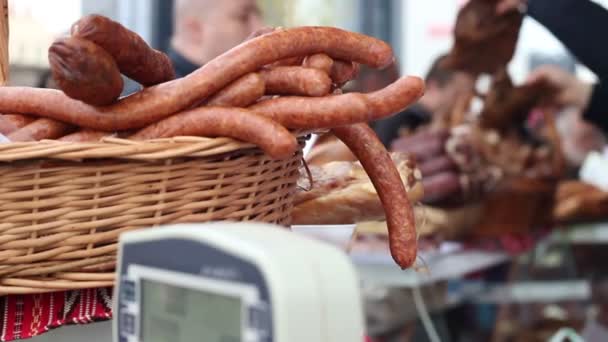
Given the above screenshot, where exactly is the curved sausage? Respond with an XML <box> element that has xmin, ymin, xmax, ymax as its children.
<box><xmin>260</xmin><ymin>66</ymin><xmax>332</xmax><ymax>97</ymax></box>
<box><xmin>8</xmin><ymin>119</ymin><xmax>74</xmax><ymax>142</ymax></box>
<box><xmin>0</xmin><ymin>27</ymin><xmax>393</xmax><ymax>130</ymax></box>
<box><xmin>206</xmin><ymin>73</ymin><xmax>265</xmax><ymax>107</ymax></box>
<box><xmin>271</xmin><ymin>56</ymin><xmax>305</xmax><ymax>67</ymax></box>
<box><xmin>3</xmin><ymin>114</ymin><xmax>35</xmax><ymax>129</ymax></box>
<box><xmin>49</xmin><ymin>37</ymin><xmax>123</xmax><ymax>106</ymax></box>
<box><xmin>249</xmin><ymin>76</ymin><xmax>425</xmax><ymax>129</ymax></box>
<box><xmin>333</xmin><ymin>123</ymin><xmax>417</xmax><ymax>269</ymax></box>
<box><xmin>0</xmin><ymin>114</ymin><xmax>34</xmax><ymax>135</ymax></box>
<box><xmin>331</xmin><ymin>60</ymin><xmax>360</xmax><ymax>85</ymax></box>
<box><xmin>130</xmin><ymin>107</ymin><xmax>298</xmax><ymax>159</ymax></box>
<box><xmin>251</xmin><ymin>92</ymin><xmax>369</xmax><ymax>128</ymax></box>
<box><xmin>0</xmin><ymin>115</ymin><xmax>18</xmax><ymax>135</ymax></box>
<box><xmin>58</xmin><ymin>129</ymin><xmax>110</xmax><ymax>142</ymax></box>
<box><xmin>303</xmin><ymin>53</ymin><xmax>334</xmax><ymax>74</ymax></box>
<box><xmin>71</xmin><ymin>14</ymin><xmax>175</xmax><ymax>86</ymax></box>
<box><xmin>365</xmin><ymin>75</ymin><xmax>426</xmax><ymax>116</ymax></box>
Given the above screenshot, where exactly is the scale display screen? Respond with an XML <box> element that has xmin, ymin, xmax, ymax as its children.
<box><xmin>140</xmin><ymin>279</ymin><xmax>242</xmax><ymax>342</ymax></box>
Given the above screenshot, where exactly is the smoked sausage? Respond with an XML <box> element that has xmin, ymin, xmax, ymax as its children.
<box><xmin>130</xmin><ymin>107</ymin><xmax>298</xmax><ymax>159</ymax></box>
<box><xmin>0</xmin><ymin>114</ymin><xmax>34</xmax><ymax>135</ymax></box>
<box><xmin>333</xmin><ymin>123</ymin><xmax>417</xmax><ymax>269</ymax></box>
<box><xmin>331</xmin><ymin>60</ymin><xmax>360</xmax><ymax>85</ymax></box>
<box><xmin>58</xmin><ymin>129</ymin><xmax>110</xmax><ymax>142</ymax></box>
<box><xmin>0</xmin><ymin>27</ymin><xmax>394</xmax><ymax>130</ymax></box>
<box><xmin>71</xmin><ymin>14</ymin><xmax>175</xmax><ymax>86</ymax></box>
<box><xmin>303</xmin><ymin>53</ymin><xmax>334</xmax><ymax>75</ymax></box>
<box><xmin>260</xmin><ymin>66</ymin><xmax>332</xmax><ymax>97</ymax></box>
<box><xmin>49</xmin><ymin>37</ymin><xmax>123</xmax><ymax>106</ymax></box>
<box><xmin>249</xmin><ymin>76</ymin><xmax>425</xmax><ymax>129</ymax></box>
<box><xmin>206</xmin><ymin>73</ymin><xmax>265</xmax><ymax>107</ymax></box>
<box><xmin>8</xmin><ymin>119</ymin><xmax>74</xmax><ymax>142</ymax></box>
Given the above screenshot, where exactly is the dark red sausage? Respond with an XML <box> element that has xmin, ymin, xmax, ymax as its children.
<box><xmin>49</xmin><ymin>37</ymin><xmax>123</xmax><ymax>106</ymax></box>
<box><xmin>303</xmin><ymin>53</ymin><xmax>334</xmax><ymax>74</ymax></box>
<box><xmin>0</xmin><ymin>27</ymin><xmax>394</xmax><ymax>130</ymax></box>
<box><xmin>130</xmin><ymin>107</ymin><xmax>298</xmax><ymax>159</ymax></box>
<box><xmin>206</xmin><ymin>73</ymin><xmax>265</xmax><ymax>107</ymax></box>
<box><xmin>249</xmin><ymin>76</ymin><xmax>425</xmax><ymax>129</ymax></box>
<box><xmin>8</xmin><ymin>119</ymin><xmax>74</xmax><ymax>142</ymax></box>
<box><xmin>71</xmin><ymin>14</ymin><xmax>175</xmax><ymax>86</ymax></box>
<box><xmin>260</xmin><ymin>66</ymin><xmax>332</xmax><ymax>97</ymax></box>
<box><xmin>333</xmin><ymin>123</ymin><xmax>417</xmax><ymax>269</ymax></box>
<box><xmin>58</xmin><ymin>129</ymin><xmax>111</xmax><ymax>142</ymax></box>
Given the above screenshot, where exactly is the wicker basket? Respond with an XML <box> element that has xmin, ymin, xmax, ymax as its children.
<box><xmin>0</xmin><ymin>136</ymin><xmax>305</xmax><ymax>294</ymax></box>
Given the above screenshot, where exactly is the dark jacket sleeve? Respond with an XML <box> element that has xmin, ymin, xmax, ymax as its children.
<box><xmin>528</xmin><ymin>0</ymin><xmax>608</xmax><ymax>132</ymax></box>
<box><xmin>583</xmin><ymin>82</ymin><xmax>608</xmax><ymax>133</ymax></box>
<box><xmin>371</xmin><ymin>105</ymin><xmax>431</xmax><ymax>147</ymax></box>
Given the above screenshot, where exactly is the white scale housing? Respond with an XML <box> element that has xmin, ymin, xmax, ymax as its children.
<box><xmin>113</xmin><ymin>222</ymin><xmax>365</xmax><ymax>342</ymax></box>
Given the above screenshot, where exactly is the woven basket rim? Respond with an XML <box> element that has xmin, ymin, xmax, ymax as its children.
<box><xmin>0</xmin><ymin>135</ymin><xmax>309</xmax><ymax>162</ymax></box>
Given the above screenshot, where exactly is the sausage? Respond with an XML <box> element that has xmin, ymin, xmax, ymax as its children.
<box><xmin>331</xmin><ymin>60</ymin><xmax>360</xmax><ymax>85</ymax></box>
<box><xmin>71</xmin><ymin>14</ymin><xmax>175</xmax><ymax>86</ymax></box>
<box><xmin>130</xmin><ymin>107</ymin><xmax>298</xmax><ymax>159</ymax></box>
<box><xmin>49</xmin><ymin>37</ymin><xmax>124</xmax><ymax>106</ymax></box>
<box><xmin>260</xmin><ymin>66</ymin><xmax>332</xmax><ymax>97</ymax></box>
<box><xmin>303</xmin><ymin>53</ymin><xmax>334</xmax><ymax>74</ymax></box>
<box><xmin>249</xmin><ymin>76</ymin><xmax>425</xmax><ymax>129</ymax></box>
<box><xmin>206</xmin><ymin>73</ymin><xmax>265</xmax><ymax>107</ymax></box>
<box><xmin>58</xmin><ymin>129</ymin><xmax>110</xmax><ymax>142</ymax></box>
<box><xmin>366</xmin><ymin>75</ymin><xmax>426</xmax><ymax>116</ymax></box>
<box><xmin>246</xmin><ymin>27</ymin><xmax>305</xmax><ymax>67</ymax></box>
<box><xmin>333</xmin><ymin>123</ymin><xmax>417</xmax><ymax>269</ymax></box>
<box><xmin>271</xmin><ymin>56</ymin><xmax>305</xmax><ymax>67</ymax></box>
<box><xmin>0</xmin><ymin>115</ymin><xmax>18</xmax><ymax>135</ymax></box>
<box><xmin>245</xmin><ymin>26</ymin><xmax>277</xmax><ymax>41</ymax></box>
<box><xmin>3</xmin><ymin>114</ymin><xmax>35</xmax><ymax>129</ymax></box>
<box><xmin>8</xmin><ymin>119</ymin><xmax>74</xmax><ymax>142</ymax></box>
<box><xmin>0</xmin><ymin>114</ymin><xmax>33</xmax><ymax>135</ymax></box>
<box><xmin>0</xmin><ymin>27</ymin><xmax>394</xmax><ymax>130</ymax></box>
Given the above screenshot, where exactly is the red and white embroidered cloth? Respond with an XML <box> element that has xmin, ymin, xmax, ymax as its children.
<box><xmin>0</xmin><ymin>288</ymin><xmax>113</xmax><ymax>341</ymax></box>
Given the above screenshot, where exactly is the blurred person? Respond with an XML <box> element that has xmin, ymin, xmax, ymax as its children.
<box><xmin>372</xmin><ymin>54</ymin><xmax>475</xmax><ymax>147</ymax></box>
<box><xmin>169</xmin><ymin>0</ymin><xmax>263</xmax><ymax>77</ymax></box>
<box><xmin>124</xmin><ymin>0</ymin><xmax>263</xmax><ymax>94</ymax></box>
<box><xmin>496</xmin><ymin>0</ymin><xmax>608</xmax><ymax>133</ymax></box>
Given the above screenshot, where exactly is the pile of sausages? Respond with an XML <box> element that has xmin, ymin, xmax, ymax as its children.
<box><xmin>0</xmin><ymin>16</ymin><xmax>425</xmax><ymax>269</ymax></box>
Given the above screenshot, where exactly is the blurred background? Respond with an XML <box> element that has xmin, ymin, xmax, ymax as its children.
<box><xmin>7</xmin><ymin>0</ymin><xmax>599</xmax><ymax>86</ymax></box>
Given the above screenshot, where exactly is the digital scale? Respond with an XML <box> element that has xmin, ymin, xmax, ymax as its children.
<box><xmin>113</xmin><ymin>222</ymin><xmax>365</xmax><ymax>342</ymax></box>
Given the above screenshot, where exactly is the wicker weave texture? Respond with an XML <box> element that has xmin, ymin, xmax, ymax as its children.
<box><xmin>0</xmin><ymin>137</ymin><xmax>304</xmax><ymax>294</ymax></box>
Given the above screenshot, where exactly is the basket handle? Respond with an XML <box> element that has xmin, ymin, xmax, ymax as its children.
<box><xmin>0</xmin><ymin>0</ymin><xmax>8</xmax><ymax>85</ymax></box>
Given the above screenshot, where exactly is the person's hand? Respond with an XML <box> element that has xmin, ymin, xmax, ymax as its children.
<box><xmin>526</xmin><ymin>65</ymin><xmax>593</xmax><ymax>111</ymax></box>
<box><xmin>391</xmin><ymin>130</ymin><xmax>463</xmax><ymax>206</ymax></box>
<box><xmin>496</xmin><ymin>0</ymin><xmax>528</xmax><ymax>15</ymax></box>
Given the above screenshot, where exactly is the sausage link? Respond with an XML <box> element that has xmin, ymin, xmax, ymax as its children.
<box><xmin>260</xmin><ymin>66</ymin><xmax>332</xmax><ymax>97</ymax></box>
<box><xmin>0</xmin><ymin>114</ymin><xmax>34</xmax><ymax>135</ymax></box>
<box><xmin>365</xmin><ymin>75</ymin><xmax>426</xmax><ymax>116</ymax></box>
<box><xmin>3</xmin><ymin>114</ymin><xmax>35</xmax><ymax>128</ymax></box>
<box><xmin>0</xmin><ymin>116</ymin><xmax>18</xmax><ymax>135</ymax></box>
<box><xmin>130</xmin><ymin>107</ymin><xmax>298</xmax><ymax>159</ymax></box>
<box><xmin>303</xmin><ymin>53</ymin><xmax>334</xmax><ymax>74</ymax></box>
<box><xmin>249</xmin><ymin>76</ymin><xmax>424</xmax><ymax>129</ymax></box>
<box><xmin>71</xmin><ymin>14</ymin><xmax>175</xmax><ymax>86</ymax></box>
<box><xmin>0</xmin><ymin>27</ymin><xmax>393</xmax><ymax>130</ymax></box>
<box><xmin>333</xmin><ymin>123</ymin><xmax>417</xmax><ymax>269</ymax></box>
<box><xmin>271</xmin><ymin>56</ymin><xmax>305</xmax><ymax>67</ymax></box>
<box><xmin>49</xmin><ymin>37</ymin><xmax>123</xmax><ymax>106</ymax></box>
<box><xmin>206</xmin><ymin>73</ymin><xmax>265</xmax><ymax>107</ymax></box>
<box><xmin>331</xmin><ymin>60</ymin><xmax>360</xmax><ymax>85</ymax></box>
<box><xmin>8</xmin><ymin>119</ymin><xmax>74</xmax><ymax>142</ymax></box>
<box><xmin>58</xmin><ymin>129</ymin><xmax>111</xmax><ymax>142</ymax></box>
